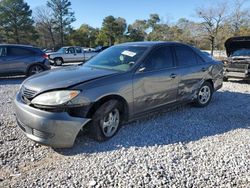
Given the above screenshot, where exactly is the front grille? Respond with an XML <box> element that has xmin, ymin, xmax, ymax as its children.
<box><xmin>17</xmin><ymin>118</ymin><xmax>54</xmax><ymax>139</ymax></box>
<box><xmin>33</xmin><ymin>129</ymin><xmax>54</xmax><ymax>139</ymax></box>
<box><xmin>21</xmin><ymin>86</ymin><xmax>37</xmax><ymax>99</ymax></box>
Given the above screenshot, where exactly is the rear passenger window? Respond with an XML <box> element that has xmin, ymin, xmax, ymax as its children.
<box><xmin>75</xmin><ymin>47</ymin><xmax>82</xmax><ymax>53</ymax></box>
<box><xmin>8</xmin><ymin>47</ymin><xmax>33</xmax><ymax>56</ymax></box>
<box><xmin>143</xmin><ymin>46</ymin><xmax>174</xmax><ymax>71</ymax></box>
<box><xmin>175</xmin><ymin>46</ymin><xmax>198</xmax><ymax>66</ymax></box>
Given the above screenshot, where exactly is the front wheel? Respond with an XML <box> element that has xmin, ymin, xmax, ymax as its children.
<box><xmin>89</xmin><ymin>100</ymin><xmax>122</xmax><ymax>141</ymax></box>
<box><xmin>54</xmin><ymin>58</ymin><xmax>63</xmax><ymax>66</ymax></box>
<box><xmin>192</xmin><ymin>82</ymin><xmax>213</xmax><ymax>107</ymax></box>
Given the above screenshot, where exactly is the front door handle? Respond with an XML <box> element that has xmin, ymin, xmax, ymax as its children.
<box><xmin>201</xmin><ymin>67</ymin><xmax>207</xmax><ymax>72</ymax></box>
<box><xmin>170</xmin><ymin>73</ymin><xmax>177</xmax><ymax>79</ymax></box>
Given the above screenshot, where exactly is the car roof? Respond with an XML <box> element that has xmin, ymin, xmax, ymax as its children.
<box><xmin>0</xmin><ymin>44</ymin><xmax>34</xmax><ymax>48</ymax></box>
<box><xmin>117</xmin><ymin>41</ymin><xmax>185</xmax><ymax>47</ymax></box>
<box><xmin>62</xmin><ymin>46</ymin><xmax>81</xmax><ymax>48</ymax></box>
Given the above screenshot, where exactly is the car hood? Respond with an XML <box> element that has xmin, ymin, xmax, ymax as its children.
<box><xmin>225</xmin><ymin>36</ymin><xmax>250</xmax><ymax>57</ymax></box>
<box><xmin>22</xmin><ymin>66</ymin><xmax>118</xmax><ymax>94</ymax></box>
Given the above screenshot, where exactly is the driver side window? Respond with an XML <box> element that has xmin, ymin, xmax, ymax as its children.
<box><xmin>66</xmin><ymin>47</ymin><xmax>75</xmax><ymax>54</ymax></box>
<box><xmin>142</xmin><ymin>46</ymin><xmax>174</xmax><ymax>72</ymax></box>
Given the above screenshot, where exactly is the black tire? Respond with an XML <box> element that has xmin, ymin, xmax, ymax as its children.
<box><xmin>27</xmin><ymin>64</ymin><xmax>45</xmax><ymax>76</ymax></box>
<box><xmin>89</xmin><ymin>100</ymin><xmax>123</xmax><ymax>141</ymax></box>
<box><xmin>223</xmin><ymin>76</ymin><xmax>228</xmax><ymax>82</ymax></box>
<box><xmin>54</xmin><ymin>58</ymin><xmax>63</xmax><ymax>66</ymax></box>
<box><xmin>192</xmin><ymin>81</ymin><xmax>213</xmax><ymax>107</ymax></box>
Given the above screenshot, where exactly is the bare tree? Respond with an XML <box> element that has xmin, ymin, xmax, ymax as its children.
<box><xmin>230</xmin><ymin>0</ymin><xmax>249</xmax><ymax>35</ymax></box>
<box><xmin>34</xmin><ymin>6</ymin><xmax>56</xmax><ymax>48</ymax></box>
<box><xmin>196</xmin><ymin>3</ymin><xmax>227</xmax><ymax>55</ymax></box>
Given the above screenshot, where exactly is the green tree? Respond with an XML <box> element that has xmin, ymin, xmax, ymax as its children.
<box><xmin>147</xmin><ymin>14</ymin><xmax>160</xmax><ymax>30</ymax></box>
<box><xmin>0</xmin><ymin>0</ymin><xmax>36</xmax><ymax>44</ymax></box>
<box><xmin>100</xmin><ymin>15</ymin><xmax>127</xmax><ymax>45</ymax></box>
<box><xmin>127</xmin><ymin>19</ymin><xmax>148</xmax><ymax>41</ymax></box>
<box><xmin>69</xmin><ymin>24</ymin><xmax>98</xmax><ymax>47</ymax></box>
<box><xmin>47</xmin><ymin>0</ymin><xmax>75</xmax><ymax>46</ymax></box>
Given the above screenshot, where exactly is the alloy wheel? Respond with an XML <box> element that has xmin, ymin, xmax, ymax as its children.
<box><xmin>198</xmin><ymin>85</ymin><xmax>211</xmax><ymax>104</ymax></box>
<box><xmin>101</xmin><ymin>108</ymin><xmax>120</xmax><ymax>137</ymax></box>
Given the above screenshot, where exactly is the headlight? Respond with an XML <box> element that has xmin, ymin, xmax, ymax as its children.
<box><xmin>31</xmin><ymin>90</ymin><xmax>80</xmax><ymax>106</ymax></box>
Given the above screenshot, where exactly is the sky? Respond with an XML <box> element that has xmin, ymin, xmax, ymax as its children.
<box><xmin>26</xmin><ymin>0</ymin><xmax>250</xmax><ymax>29</ymax></box>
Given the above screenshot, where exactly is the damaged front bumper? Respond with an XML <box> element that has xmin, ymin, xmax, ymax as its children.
<box><xmin>14</xmin><ymin>93</ymin><xmax>91</xmax><ymax>148</ymax></box>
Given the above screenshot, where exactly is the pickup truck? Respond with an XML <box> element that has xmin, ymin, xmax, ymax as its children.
<box><xmin>224</xmin><ymin>36</ymin><xmax>250</xmax><ymax>81</ymax></box>
<box><xmin>48</xmin><ymin>46</ymin><xmax>98</xmax><ymax>66</ymax></box>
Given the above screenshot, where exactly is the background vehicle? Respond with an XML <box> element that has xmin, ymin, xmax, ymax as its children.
<box><xmin>15</xmin><ymin>42</ymin><xmax>223</xmax><ymax>148</ymax></box>
<box><xmin>0</xmin><ymin>44</ymin><xmax>51</xmax><ymax>76</ymax></box>
<box><xmin>224</xmin><ymin>36</ymin><xmax>250</xmax><ymax>81</ymax></box>
<box><xmin>48</xmin><ymin>46</ymin><xmax>98</xmax><ymax>66</ymax></box>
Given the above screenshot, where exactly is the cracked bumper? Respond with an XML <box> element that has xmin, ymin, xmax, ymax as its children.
<box><xmin>14</xmin><ymin>93</ymin><xmax>91</xmax><ymax>148</ymax></box>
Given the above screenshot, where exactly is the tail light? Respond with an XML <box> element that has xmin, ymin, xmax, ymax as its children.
<box><xmin>42</xmin><ymin>53</ymin><xmax>49</xmax><ymax>59</ymax></box>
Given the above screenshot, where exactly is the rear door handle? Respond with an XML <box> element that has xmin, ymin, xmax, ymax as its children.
<box><xmin>170</xmin><ymin>73</ymin><xmax>177</xmax><ymax>79</ymax></box>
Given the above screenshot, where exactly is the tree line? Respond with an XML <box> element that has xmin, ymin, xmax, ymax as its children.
<box><xmin>0</xmin><ymin>0</ymin><xmax>250</xmax><ymax>55</ymax></box>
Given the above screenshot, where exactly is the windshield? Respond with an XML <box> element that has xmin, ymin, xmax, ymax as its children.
<box><xmin>57</xmin><ymin>47</ymin><xmax>65</xmax><ymax>53</ymax></box>
<box><xmin>84</xmin><ymin>46</ymin><xmax>147</xmax><ymax>71</ymax></box>
<box><xmin>231</xmin><ymin>49</ymin><xmax>250</xmax><ymax>57</ymax></box>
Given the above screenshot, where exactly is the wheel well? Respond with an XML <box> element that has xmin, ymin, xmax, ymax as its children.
<box><xmin>86</xmin><ymin>95</ymin><xmax>129</xmax><ymax>122</ymax></box>
<box><xmin>54</xmin><ymin>57</ymin><xmax>63</xmax><ymax>61</ymax></box>
<box><xmin>26</xmin><ymin>63</ymin><xmax>44</xmax><ymax>73</ymax></box>
<box><xmin>205</xmin><ymin>79</ymin><xmax>214</xmax><ymax>91</ymax></box>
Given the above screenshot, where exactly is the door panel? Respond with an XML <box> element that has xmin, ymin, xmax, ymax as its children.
<box><xmin>132</xmin><ymin>46</ymin><xmax>179</xmax><ymax>114</ymax></box>
<box><xmin>133</xmin><ymin>69</ymin><xmax>179</xmax><ymax>114</ymax></box>
<box><xmin>173</xmin><ymin>45</ymin><xmax>210</xmax><ymax>101</ymax></box>
<box><xmin>7</xmin><ymin>47</ymin><xmax>34</xmax><ymax>73</ymax></box>
<box><xmin>175</xmin><ymin>64</ymin><xmax>210</xmax><ymax>101</ymax></box>
<box><xmin>64</xmin><ymin>47</ymin><xmax>76</xmax><ymax>62</ymax></box>
<box><xmin>75</xmin><ymin>47</ymin><xmax>85</xmax><ymax>61</ymax></box>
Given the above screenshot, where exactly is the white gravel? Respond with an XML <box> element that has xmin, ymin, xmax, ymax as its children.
<box><xmin>0</xmin><ymin>77</ymin><xmax>249</xmax><ymax>188</ymax></box>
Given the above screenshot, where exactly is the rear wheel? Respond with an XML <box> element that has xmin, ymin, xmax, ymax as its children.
<box><xmin>54</xmin><ymin>58</ymin><xmax>63</xmax><ymax>66</ymax></box>
<box><xmin>192</xmin><ymin>82</ymin><xmax>213</xmax><ymax>107</ymax></box>
<box><xmin>89</xmin><ymin>100</ymin><xmax>122</xmax><ymax>141</ymax></box>
<box><xmin>28</xmin><ymin>65</ymin><xmax>44</xmax><ymax>76</ymax></box>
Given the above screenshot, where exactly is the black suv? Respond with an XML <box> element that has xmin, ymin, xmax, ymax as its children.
<box><xmin>0</xmin><ymin>44</ymin><xmax>51</xmax><ymax>76</ymax></box>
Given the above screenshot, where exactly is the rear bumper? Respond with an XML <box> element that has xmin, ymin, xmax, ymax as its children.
<box><xmin>14</xmin><ymin>93</ymin><xmax>91</xmax><ymax>148</ymax></box>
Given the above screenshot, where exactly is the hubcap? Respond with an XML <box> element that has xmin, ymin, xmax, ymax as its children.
<box><xmin>198</xmin><ymin>85</ymin><xmax>211</xmax><ymax>104</ymax></box>
<box><xmin>101</xmin><ymin>108</ymin><xmax>120</xmax><ymax>137</ymax></box>
<box><xmin>30</xmin><ymin>66</ymin><xmax>43</xmax><ymax>75</ymax></box>
<box><xmin>55</xmin><ymin>59</ymin><xmax>62</xmax><ymax>65</ymax></box>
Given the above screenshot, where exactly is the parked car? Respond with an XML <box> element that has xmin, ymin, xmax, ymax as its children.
<box><xmin>224</xmin><ymin>36</ymin><xmax>250</xmax><ymax>81</ymax></box>
<box><xmin>48</xmin><ymin>46</ymin><xmax>98</xmax><ymax>66</ymax></box>
<box><xmin>14</xmin><ymin>41</ymin><xmax>223</xmax><ymax>148</ymax></box>
<box><xmin>0</xmin><ymin>44</ymin><xmax>51</xmax><ymax>76</ymax></box>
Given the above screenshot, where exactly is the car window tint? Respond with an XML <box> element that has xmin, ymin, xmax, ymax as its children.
<box><xmin>66</xmin><ymin>47</ymin><xmax>75</xmax><ymax>54</ymax></box>
<box><xmin>175</xmin><ymin>46</ymin><xmax>197</xmax><ymax>66</ymax></box>
<box><xmin>75</xmin><ymin>47</ymin><xmax>82</xmax><ymax>53</ymax></box>
<box><xmin>0</xmin><ymin>47</ymin><xmax>7</xmax><ymax>57</ymax></box>
<box><xmin>8</xmin><ymin>47</ymin><xmax>33</xmax><ymax>56</ymax></box>
<box><xmin>144</xmin><ymin>46</ymin><xmax>174</xmax><ymax>71</ymax></box>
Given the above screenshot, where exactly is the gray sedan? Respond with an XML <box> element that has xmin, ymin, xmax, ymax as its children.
<box><xmin>14</xmin><ymin>42</ymin><xmax>223</xmax><ymax>148</ymax></box>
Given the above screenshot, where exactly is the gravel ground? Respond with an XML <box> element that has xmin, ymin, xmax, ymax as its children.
<box><xmin>0</xmin><ymin>77</ymin><xmax>249</xmax><ymax>188</ymax></box>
